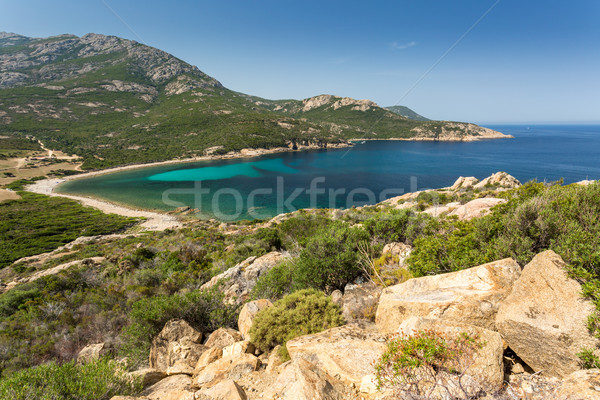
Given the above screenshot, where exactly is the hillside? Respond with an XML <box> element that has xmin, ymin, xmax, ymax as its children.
<box><xmin>385</xmin><ymin>105</ymin><xmax>430</xmax><ymax>121</ymax></box>
<box><xmin>0</xmin><ymin>32</ymin><xmax>510</xmax><ymax>169</ymax></box>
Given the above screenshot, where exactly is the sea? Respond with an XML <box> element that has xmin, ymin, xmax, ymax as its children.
<box><xmin>56</xmin><ymin>125</ymin><xmax>600</xmax><ymax>221</ymax></box>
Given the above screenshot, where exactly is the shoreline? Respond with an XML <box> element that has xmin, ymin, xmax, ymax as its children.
<box><xmin>25</xmin><ymin>142</ymin><xmax>352</xmax><ymax>230</ymax></box>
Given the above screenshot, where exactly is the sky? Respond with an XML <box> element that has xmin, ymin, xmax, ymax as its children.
<box><xmin>1</xmin><ymin>0</ymin><xmax>599</xmax><ymax>124</ymax></box>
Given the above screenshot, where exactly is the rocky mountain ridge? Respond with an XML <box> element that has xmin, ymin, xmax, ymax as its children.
<box><xmin>0</xmin><ymin>32</ymin><xmax>510</xmax><ymax>169</ymax></box>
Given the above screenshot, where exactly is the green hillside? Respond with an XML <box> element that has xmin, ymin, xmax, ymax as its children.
<box><xmin>385</xmin><ymin>105</ymin><xmax>430</xmax><ymax>121</ymax></box>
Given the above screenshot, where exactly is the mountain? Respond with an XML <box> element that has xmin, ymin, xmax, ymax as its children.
<box><xmin>0</xmin><ymin>32</ymin><xmax>510</xmax><ymax>169</ymax></box>
<box><xmin>385</xmin><ymin>105</ymin><xmax>430</xmax><ymax>121</ymax></box>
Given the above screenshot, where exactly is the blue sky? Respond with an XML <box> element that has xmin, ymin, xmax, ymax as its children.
<box><xmin>1</xmin><ymin>0</ymin><xmax>599</xmax><ymax>123</ymax></box>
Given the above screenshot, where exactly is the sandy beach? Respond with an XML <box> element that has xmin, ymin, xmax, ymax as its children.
<box><xmin>24</xmin><ymin>143</ymin><xmax>352</xmax><ymax>231</ymax></box>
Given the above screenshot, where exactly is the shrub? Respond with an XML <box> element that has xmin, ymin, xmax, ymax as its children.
<box><xmin>251</xmin><ymin>261</ymin><xmax>294</xmax><ymax>300</ymax></box>
<box><xmin>375</xmin><ymin>330</ymin><xmax>485</xmax><ymax>399</ymax></box>
<box><xmin>277</xmin><ymin>213</ymin><xmax>332</xmax><ymax>249</ymax></box>
<box><xmin>249</xmin><ymin>289</ymin><xmax>344</xmax><ymax>359</ymax></box>
<box><xmin>0</xmin><ymin>358</ymin><xmax>141</xmax><ymax>400</ymax></box>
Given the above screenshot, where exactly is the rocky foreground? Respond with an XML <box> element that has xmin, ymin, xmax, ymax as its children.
<box><xmin>90</xmin><ymin>249</ymin><xmax>600</xmax><ymax>400</ymax></box>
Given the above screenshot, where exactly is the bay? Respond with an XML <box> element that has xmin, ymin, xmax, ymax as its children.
<box><xmin>56</xmin><ymin>125</ymin><xmax>600</xmax><ymax>220</ymax></box>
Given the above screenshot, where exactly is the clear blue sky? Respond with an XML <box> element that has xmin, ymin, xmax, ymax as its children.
<box><xmin>1</xmin><ymin>0</ymin><xmax>599</xmax><ymax>123</ymax></box>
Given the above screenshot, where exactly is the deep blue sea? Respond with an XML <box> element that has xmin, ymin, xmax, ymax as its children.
<box><xmin>57</xmin><ymin>125</ymin><xmax>600</xmax><ymax>220</ymax></box>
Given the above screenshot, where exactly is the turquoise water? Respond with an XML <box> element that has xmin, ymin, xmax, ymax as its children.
<box><xmin>57</xmin><ymin>125</ymin><xmax>600</xmax><ymax>220</ymax></box>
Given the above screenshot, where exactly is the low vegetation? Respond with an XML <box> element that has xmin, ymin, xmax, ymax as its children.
<box><xmin>249</xmin><ymin>289</ymin><xmax>344</xmax><ymax>360</ymax></box>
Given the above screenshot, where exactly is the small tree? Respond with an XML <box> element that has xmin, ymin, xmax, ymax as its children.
<box><xmin>375</xmin><ymin>329</ymin><xmax>485</xmax><ymax>400</ymax></box>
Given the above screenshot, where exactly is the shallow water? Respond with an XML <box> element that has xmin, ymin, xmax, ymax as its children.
<box><xmin>57</xmin><ymin>125</ymin><xmax>600</xmax><ymax>220</ymax></box>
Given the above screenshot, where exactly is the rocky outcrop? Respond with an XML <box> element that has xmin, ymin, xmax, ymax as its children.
<box><xmin>264</xmin><ymin>358</ymin><xmax>345</xmax><ymax>400</ymax></box>
<box><xmin>237</xmin><ymin>299</ymin><xmax>273</xmax><ymax>340</ymax></box>
<box><xmin>286</xmin><ymin>323</ymin><xmax>386</xmax><ymax>386</ymax></box>
<box><xmin>149</xmin><ymin>319</ymin><xmax>205</xmax><ymax>375</ymax></box>
<box><xmin>450</xmin><ymin>176</ymin><xmax>479</xmax><ymax>190</ymax></box>
<box><xmin>339</xmin><ymin>282</ymin><xmax>381</xmax><ymax>321</ymax></box>
<box><xmin>496</xmin><ymin>251</ymin><xmax>599</xmax><ymax>377</ymax></box>
<box><xmin>376</xmin><ymin>258</ymin><xmax>521</xmax><ymax>333</ymax></box>
<box><xmin>76</xmin><ymin>342</ymin><xmax>112</xmax><ymax>364</ymax></box>
<box><xmin>195</xmin><ymin>379</ymin><xmax>248</xmax><ymax>400</ymax></box>
<box><xmin>127</xmin><ymin>368</ymin><xmax>166</xmax><ymax>388</ymax></box>
<box><xmin>139</xmin><ymin>374</ymin><xmax>195</xmax><ymax>400</ymax></box>
<box><xmin>204</xmin><ymin>328</ymin><xmax>243</xmax><ymax>350</ymax></box>
<box><xmin>193</xmin><ymin>353</ymin><xmax>260</xmax><ymax>388</ymax></box>
<box><xmin>398</xmin><ymin>317</ymin><xmax>505</xmax><ymax>391</ymax></box>
<box><xmin>473</xmin><ymin>171</ymin><xmax>521</xmax><ymax>189</ymax></box>
<box><xmin>557</xmin><ymin>369</ymin><xmax>600</xmax><ymax>399</ymax></box>
<box><xmin>201</xmin><ymin>252</ymin><xmax>284</xmax><ymax>303</ymax></box>
<box><xmin>448</xmin><ymin>198</ymin><xmax>506</xmax><ymax>220</ymax></box>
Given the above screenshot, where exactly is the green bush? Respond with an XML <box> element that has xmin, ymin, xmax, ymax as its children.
<box><xmin>249</xmin><ymin>289</ymin><xmax>344</xmax><ymax>359</ymax></box>
<box><xmin>375</xmin><ymin>330</ymin><xmax>484</xmax><ymax>398</ymax></box>
<box><xmin>120</xmin><ymin>287</ymin><xmax>238</xmax><ymax>366</ymax></box>
<box><xmin>0</xmin><ymin>358</ymin><xmax>141</xmax><ymax>400</ymax></box>
<box><xmin>251</xmin><ymin>261</ymin><xmax>294</xmax><ymax>300</ymax></box>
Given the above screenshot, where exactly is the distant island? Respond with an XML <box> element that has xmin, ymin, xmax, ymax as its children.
<box><xmin>0</xmin><ymin>32</ymin><xmax>511</xmax><ymax>170</ymax></box>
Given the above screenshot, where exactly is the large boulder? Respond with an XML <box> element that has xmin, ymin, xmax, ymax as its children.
<box><xmin>77</xmin><ymin>342</ymin><xmax>112</xmax><ymax>364</ymax></box>
<box><xmin>496</xmin><ymin>250</ymin><xmax>599</xmax><ymax>377</ymax></box>
<box><xmin>237</xmin><ymin>299</ymin><xmax>273</xmax><ymax>340</ymax></box>
<box><xmin>286</xmin><ymin>323</ymin><xmax>386</xmax><ymax>386</ymax></box>
<box><xmin>204</xmin><ymin>328</ymin><xmax>243</xmax><ymax>350</ymax></box>
<box><xmin>195</xmin><ymin>379</ymin><xmax>248</xmax><ymax>400</ymax></box>
<box><xmin>193</xmin><ymin>353</ymin><xmax>260</xmax><ymax>388</ymax></box>
<box><xmin>450</xmin><ymin>176</ymin><xmax>479</xmax><ymax>190</ymax></box>
<box><xmin>398</xmin><ymin>317</ymin><xmax>505</xmax><ymax>391</ymax></box>
<box><xmin>340</xmin><ymin>282</ymin><xmax>382</xmax><ymax>321</ymax></box>
<box><xmin>448</xmin><ymin>198</ymin><xmax>506</xmax><ymax>220</ymax></box>
<box><xmin>150</xmin><ymin>319</ymin><xmax>206</xmax><ymax>375</ymax></box>
<box><xmin>473</xmin><ymin>171</ymin><xmax>520</xmax><ymax>190</ymax></box>
<box><xmin>201</xmin><ymin>252</ymin><xmax>284</xmax><ymax>303</ymax></box>
<box><xmin>264</xmin><ymin>358</ymin><xmax>345</xmax><ymax>400</ymax></box>
<box><xmin>376</xmin><ymin>258</ymin><xmax>521</xmax><ymax>334</ymax></box>
<box><xmin>140</xmin><ymin>374</ymin><xmax>195</xmax><ymax>400</ymax></box>
<box><xmin>127</xmin><ymin>368</ymin><xmax>167</xmax><ymax>388</ymax></box>
<box><xmin>557</xmin><ymin>369</ymin><xmax>600</xmax><ymax>399</ymax></box>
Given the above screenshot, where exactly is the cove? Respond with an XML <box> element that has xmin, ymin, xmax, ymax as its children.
<box><xmin>56</xmin><ymin>125</ymin><xmax>600</xmax><ymax>221</ymax></box>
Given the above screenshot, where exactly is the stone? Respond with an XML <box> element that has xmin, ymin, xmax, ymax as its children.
<box><xmin>149</xmin><ymin>319</ymin><xmax>205</xmax><ymax>374</ymax></box>
<box><xmin>398</xmin><ymin>317</ymin><xmax>505</xmax><ymax>391</ymax></box>
<box><xmin>286</xmin><ymin>323</ymin><xmax>386</xmax><ymax>386</ymax></box>
<box><xmin>237</xmin><ymin>299</ymin><xmax>273</xmax><ymax>340</ymax></box>
<box><xmin>473</xmin><ymin>171</ymin><xmax>521</xmax><ymax>190</ymax></box>
<box><xmin>77</xmin><ymin>342</ymin><xmax>112</xmax><ymax>364</ymax></box>
<box><xmin>450</xmin><ymin>176</ymin><xmax>480</xmax><ymax>190</ymax></box>
<box><xmin>382</xmin><ymin>242</ymin><xmax>412</xmax><ymax>260</ymax></box>
<box><xmin>376</xmin><ymin>258</ymin><xmax>521</xmax><ymax>334</ymax></box>
<box><xmin>359</xmin><ymin>374</ymin><xmax>379</xmax><ymax>394</ymax></box>
<box><xmin>195</xmin><ymin>347</ymin><xmax>222</xmax><ymax>373</ymax></box>
<box><xmin>340</xmin><ymin>282</ymin><xmax>381</xmax><ymax>321</ymax></box>
<box><xmin>193</xmin><ymin>353</ymin><xmax>260</xmax><ymax>388</ymax></box>
<box><xmin>496</xmin><ymin>250</ymin><xmax>599</xmax><ymax>377</ymax></box>
<box><xmin>265</xmin><ymin>345</ymin><xmax>284</xmax><ymax>374</ymax></box>
<box><xmin>140</xmin><ymin>374</ymin><xmax>195</xmax><ymax>400</ymax></box>
<box><xmin>222</xmin><ymin>341</ymin><xmax>255</xmax><ymax>358</ymax></box>
<box><xmin>447</xmin><ymin>198</ymin><xmax>506</xmax><ymax>220</ymax></box>
<box><xmin>264</xmin><ymin>358</ymin><xmax>345</xmax><ymax>400</ymax></box>
<box><xmin>127</xmin><ymin>368</ymin><xmax>167</xmax><ymax>388</ymax></box>
<box><xmin>201</xmin><ymin>252</ymin><xmax>284</xmax><ymax>303</ymax></box>
<box><xmin>204</xmin><ymin>328</ymin><xmax>243</xmax><ymax>349</ymax></box>
<box><xmin>195</xmin><ymin>379</ymin><xmax>248</xmax><ymax>400</ymax></box>
<box><xmin>330</xmin><ymin>290</ymin><xmax>343</xmax><ymax>306</ymax></box>
<box><xmin>557</xmin><ymin>369</ymin><xmax>600</xmax><ymax>399</ymax></box>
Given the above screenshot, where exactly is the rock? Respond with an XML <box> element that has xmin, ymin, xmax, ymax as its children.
<box><xmin>340</xmin><ymin>282</ymin><xmax>381</xmax><ymax>321</ymax></box>
<box><xmin>204</xmin><ymin>328</ymin><xmax>243</xmax><ymax>349</ymax></box>
<box><xmin>474</xmin><ymin>171</ymin><xmax>521</xmax><ymax>190</ymax></box>
<box><xmin>286</xmin><ymin>323</ymin><xmax>386</xmax><ymax>386</ymax></box>
<box><xmin>193</xmin><ymin>353</ymin><xmax>260</xmax><ymax>388</ymax></box>
<box><xmin>264</xmin><ymin>358</ymin><xmax>345</xmax><ymax>400</ymax></box>
<box><xmin>77</xmin><ymin>342</ymin><xmax>112</xmax><ymax>364</ymax></box>
<box><xmin>128</xmin><ymin>368</ymin><xmax>167</xmax><ymax>388</ymax></box>
<box><xmin>201</xmin><ymin>252</ymin><xmax>284</xmax><ymax>303</ymax></box>
<box><xmin>359</xmin><ymin>374</ymin><xmax>379</xmax><ymax>394</ymax></box>
<box><xmin>222</xmin><ymin>341</ymin><xmax>255</xmax><ymax>358</ymax></box>
<box><xmin>330</xmin><ymin>290</ymin><xmax>343</xmax><ymax>306</ymax></box>
<box><xmin>265</xmin><ymin>346</ymin><xmax>284</xmax><ymax>374</ymax></box>
<box><xmin>150</xmin><ymin>319</ymin><xmax>205</xmax><ymax>375</ymax></box>
<box><xmin>237</xmin><ymin>299</ymin><xmax>273</xmax><ymax>340</ymax></box>
<box><xmin>382</xmin><ymin>242</ymin><xmax>412</xmax><ymax>261</ymax></box>
<box><xmin>376</xmin><ymin>258</ymin><xmax>521</xmax><ymax>333</ymax></box>
<box><xmin>450</xmin><ymin>176</ymin><xmax>480</xmax><ymax>190</ymax></box>
<box><xmin>448</xmin><ymin>198</ymin><xmax>506</xmax><ymax>220</ymax></box>
<box><xmin>398</xmin><ymin>317</ymin><xmax>505</xmax><ymax>391</ymax></box>
<box><xmin>557</xmin><ymin>369</ymin><xmax>600</xmax><ymax>399</ymax></box>
<box><xmin>140</xmin><ymin>374</ymin><xmax>195</xmax><ymax>400</ymax></box>
<box><xmin>195</xmin><ymin>379</ymin><xmax>248</xmax><ymax>400</ymax></box>
<box><xmin>495</xmin><ymin>250</ymin><xmax>599</xmax><ymax>377</ymax></box>
<box><xmin>195</xmin><ymin>347</ymin><xmax>222</xmax><ymax>373</ymax></box>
